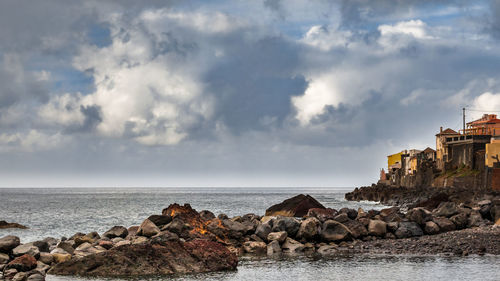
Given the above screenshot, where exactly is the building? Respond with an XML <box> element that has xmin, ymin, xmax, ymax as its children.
<box><xmin>435</xmin><ymin>127</ymin><xmax>460</xmax><ymax>170</ymax></box>
<box><xmin>422</xmin><ymin>147</ymin><xmax>436</xmax><ymax>161</ymax></box>
<box><xmin>402</xmin><ymin>149</ymin><xmax>422</xmax><ymax>175</ymax></box>
<box><xmin>486</xmin><ymin>137</ymin><xmax>500</xmax><ymax>168</ymax></box>
<box><xmin>464</xmin><ymin>114</ymin><xmax>500</xmax><ymax>136</ymax></box>
<box><xmin>387</xmin><ymin>151</ymin><xmax>403</xmax><ymax>171</ymax></box>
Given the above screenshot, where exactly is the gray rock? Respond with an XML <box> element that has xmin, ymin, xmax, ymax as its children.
<box><xmin>317</xmin><ymin>245</ymin><xmax>338</xmax><ymax>256</ymax></box>
<box><xmin>387</xmin><ymin>221</ymin><xmax>399</xmax><ymax>232</ymax></box>
<box><xmin>137</xmin><ymin>219</ymin><xmax>160</xmax><ymax>237</ymax></box>
<box><xmin>0</xmin><ymin>252</ymin><xmax>9</xmax><ymax>264</ymax></box>
<box><xmin>56</xmin><ymin>241</ymin><xmax>74</xmax><ymax>255</ymax></box>
<box><xmin>12</xmin><ymin>272</ymin><xmax>27</xmax><ymax>281</ymax></box>
<box><xmin>243</xmin><ymin>241</ymin><xmax>267</xmax><ymax>254</ymax></box>
<box><xmin>406</xmin><ymin>208</ymin><xmax>432</xmax><ymax>226</ymax></box>
<box><xmin>163</xmin><ymin>218</ymin><xmax>185</xmax><ymax>235</ymax></box>
<box><xmin>450</xmin><ymin>213</ymin><xmax>468</xmax><ymax>229</ymax></box>
<box><xmin>433</xmin><ymin>217</ymin><xmax>456</xmax><ymax>232</ymax></box>
<box><xmin>0</xmin><ymin>235</ymin><xmax>20</xmax><ymax>253</ymax></box>
<box><xmin>394</xmin><ymin>222</ymin><xmax>423</xmax><ymax>238</ymax></box>
<box><xmin>199</xmin><ymin>210</ymin><xmax>216</xmax><ymax>221</ymax></box>
<box><xmin>321</xmin><ymin>220</ymin><xmax>352</xmax><ymax>242</ymax></box>
<box><xmin>13</xmin><ymin>244</ymin><xmax>40</xmax><ymax>259</ymax></box>
<box><xmin>343</xmin><ymin>220</ymin><xmax>368</xmax><ymax>238</ymax></box>
<box><xmin>267</xmin><ymin>231</ymin><xmax>287</xmax><ymax>243</ymax></box>
<box><xmin>32</xmin><ymin>241</ymin><xmax>49</xmax><ymax>253</ymax></box>
<box><xmin>333</xmin><ymin>213</ymin><xmax>349</xmax><ymax>223</ymax></box>
<box><xmin>468</xmin><ymin>210</ymin><xmax>485</xmax><ymax>227</ymax></box>
<box><xmin>27</xmin><ymin>273</ymin><xmax>45</xmax><ymax>281</ymax></box>
<box><xmin>281</xmin><ymin>238</ymin><xmax>305</xmax><ymax>254</ymax></box>
<box><xmin>368</xmin><ymin>220</ymin><xmax>387</xmax><ymax>236</ymax></box>
<box><xmin>434</xmin><ymin>202</ymin><xmax>459</xmax><ymax>218</ymax></box>
<box><xmin>267</xmin><ymin>240</ymin><xmax>281</xmax><ymax>256</ymax></box>
<box><xmin>296</xmin><ymin>217</ymin><xmax>320</xmax><ymax>240</ymax></box>
<box><xmin>339</xmin><ymin>208</ymin><xmax>357</xmax><ymax>220</ymax></box>
<box><xmin>222</xmin><ymin>219</ymin><xmax>247</xmax><ymax>238</ymax></box>
<box><xmin>42</xmin><ymin>237</ymin><xmax>58</xmax><ymax>246</ymax></box>
<box><xmin>39</xmin><ymin>252</ymin><xmax>54</xmax><ymax>265</ymax></box>
<box><xmin>151</xmin><ymin>231</ymin><xmax>179</xmax><ymax>243</ymax></box>
<box><xmin>424</xmin><ymin>221</ymin><xmax>440</xmax><ymax>235</ymax></box>
<box><xmin>146</xmin><ymin>215</ymin><xmax>172</xmax><ymax>228</ymax></box>
<box><xmin>255</xmin><ymin>223</ymin><xmax>272</xmax><ymax>241</ymax></box>
<box><xmin>103</xmin><ymin>226</ymin><xmax>128</xmax><ymax>239</ymax></box>
<box><xmin>491</xmin><ymin>205</ymin><xmax>500</xmax><ymax>224</ymax></box>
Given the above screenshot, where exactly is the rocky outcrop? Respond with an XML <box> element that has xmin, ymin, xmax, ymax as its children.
<box><xmin>0</xmin><ymin>221</ymin><xmax>28</xmax><ymax>230</ymax></box>
<box><xmin>0</xmin><ymin>235</ymin><xmax>20</xmax><ymax>253</ymax></box>
<box><xmin>48</xmin><ymin>240</ymin><xmax>237</xmax><ymax>277</ymax></box>
<box><xmin>265</xmin><ymin>194</ymin><xmax>325</xmax><ymax>217</ymax></box>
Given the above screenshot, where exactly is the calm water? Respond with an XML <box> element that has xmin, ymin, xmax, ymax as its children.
<box><xmin>1</xmin><ymin>187</ymin><xmax>499</xmax><ymax>281</ymax></box>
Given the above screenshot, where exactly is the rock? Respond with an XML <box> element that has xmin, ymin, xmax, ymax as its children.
<box><xmin>103</xmin><ymin>226</ymin><xmax>129</xmax><ymax>239</ymax></box>
<box><xmin>424</xmin><ymin>221</ymin><xmax>440</xmax><ymax>235</ymax></box>
<box><xmin>450</xmin><ymin>213</ymin><xmax>468</xmax><ymax>230</ymax></box>
<box><xmin>406</xmin><ymin>207</ymin><xmax>432</xmax><ymax>226</ymax></box>
<box><xmin>267</xmin><ymin>240</ymin><xmax>281</xmax><ymax>255</ymax></box>
<box><xmin>260</xmin><ymin>216</ymin><xmax>274</xmax><ymax>224</ymax></box>
<box><xmin>255</xmin><ymin>223</ymin><xmax>272</xmax><ymax>241</ymax></box>
<box><xmin>32</xmin><ymin>241</ymin><xmax>49</xmax><ymax>253</ymax></box>
<box><xmin>281</xmin><ymin>238</ymin><xmax>305</xmax><ymax>254</ymax></box>
<box><xmin>434</xmin><ymin>202</ymin><xmax>459</xmax><ymax>218</ymax></box>
<box><xmin>75</xmin><ymin>242</ymin><xmax>92</xmax><ymax>251</ymax></box>
<box><xmin>0</xmin><ymin>235</ymin><xmax>21</xmax><ymax>253</ymax></box>
<box><xmin>387</xmin><ymin>221</ymin><xmax>399</xmax><ymax>232</ymax></box>
<box><xmin>265</xmin><ymin>194</ymin><xmax>325</xmax><ymax>217</ymax></box>
<box><xmin>0</xmin><ymin>221</ymin><xmax>28</xmax><ymax>229</ymax></box>
<box><xmin>222</xmin><ymin>219</ymin><xmax>247</xmax><ymax>238</ymax></box>
<box><xmin>39</xmin><ymin>252</ymin><xmax>54</xmax><ymax>265</ymax></box>
<box><xmin>98</xmin><ymin>240</ymin><xmax>113</xmax><ymax>250</ymax></box>
<box><xmin>267</xmin><ymin>231</ymin><xmax>287</xmax><ymax>243</ymax></box>
<box><xmin>333</xmin><ymin>213</ymin><xmax>349</xmax><ymax>223</ymax></box>
<box><xmin>433</xmin><ymin>217</ymin><xmax>456</xmax><ymax>232</ymax></box>
<box><xmin>36</xmin><ymin>261</ymin><xmax>51</xmax><ymax>273</ymax></box>
<box><xmin>306</xmin><ymin>208</ymin><xmax>337</xmax><ymax>222</ymax></box>
<box><xmin>357</xmin><ymin>208</ymin><xmax>368</xmax><ymax>219</ymax></box>
<box><xmin>368</xmin><ymin>220</ymin><xmax>387</xmax><ymax>236</ymax></box>
<box><xmin>199</xmin><ymin>210</ymin><xmax>216</xmax><ymax>221</ymax></box>
<box><xmin>113</xmin><ymin>240</ymin><xmax>131</xmax><ymax>248</ymax></box>
<box><xmin>4</xmin><ymin>268</ymin><xmax>18</xmax><ymax>279</ymax></box>
<box><xmin>147</xmin><ymin>215</ymin><xmax>172</xmax><ymax>227</ymax></box>
<box><xmin>7</xmin><ymin>254</ymin><xmax>37</xmax><ymax>272</ymax></box>
<box><xmin>250</xmin><ymin>234</ymin><xmax>264</xmax><ymax>242</ymax></box>
<box><xmin>48</xmin><ymin>240</ymin><xmax>238</xmax><ymax>277</ymax></box>
<box><xmin>52</xmin><ymin>253</ymin><xmax>72</xmax><ymax>264</ymax></box>
<box><xmin>339</xmin><ymin>208</ymin><xmax>358</xmax><ymax>220</ymax></box>
<box><xmin>243</xmin><ymin>241</ymin><xmax>267</xmax><ymax>254</ymax></box>
<box><xmin>74</xmin><ymin>235</ymin><xmax>96</xmax><ymax>247</ymax></box>
<box><xmin>271</xmin><ymin>217</ymin><xmax>300</xmax><ymax>237</ymax></box>
<box><xmin>151</xmin><ymin>231</ymin><xmax>179</xmax><ymax>244</ymax></box>
<box><xmin>321</xmin><ymin>220</ymin><xmax>352</xmax><ymax>242</ymax></box>
<box><xmin>491</xmin><ymin>205</ymin><xmax>500</xmax><ymax>224</ymax></box>
<box><xmin>394</xmin><ymin>222</ymin><xmax>423</xmax><ymax>238</ymax></box>
<box><xmin>42</xmin><ymin>237</ymin><xmax>58</xmax><ymax>247</ymax></box>
<box><xmin>27</xmin><ymin>273</ymin><xmax>45</xmax><ymax>281</ymax></box>
<box><xmin>468</xmin><ymin>210</ymin><xmax>485</xmax><ymax>227</ymax></box>
<box><xmin>380</xmin><ymin>207</ymin><xmax>400</xmax><ymax>217</ymax></box>
<box><xmin>132</xmin><ymin>236</ymin><xmax>148</xmax><ymax>245</ymax></box>
<box><xmin>13</xmin><ymin>244</ymin><xmax>40</xmax><ymax>259</ymax></box>
<box><xmin>296</xmin><ymin>217</ymin><xmax>320</xmax><ymax>240</ymax></box>
<box><xmin>137</xmin><ymin>219</ymin><xmax>161</xmax><ymax>237</ymax></box>
<box><xmin>343</xmin><ymin>220</ymin><xmax>368</xmax><ymax>238</ymax></box>
<box><xmin>0</xmin><ymin>252</ymin><xmax>9</xmax><ymax>264</ymax></box>
<box><xmin>56</xmin><ymin>242</ymin><xmax>74</xmax><ymax>255</ymax></box>
<box><xmin>50</xmin><ymin>248</ymin><xmax>70</xmax><ymax>255</ymax></box>
<box><xmin>317</xmin><ymin>245</ymin><xmax>338</xmax><ymax>256</ymax></box>
<box><xmin>163</xmin><ymin>218</ymin><xmax>186</xmax><ymax>235</ymax></box>
<box><xmin>127</xmin><ymin>226</ymin><xmax>139</xmax><ymax>237</ymax></box>
<box><xmin>12</xmin><ymin>272</ymin><xmax>28</xmax><ymax>281</ymax></box>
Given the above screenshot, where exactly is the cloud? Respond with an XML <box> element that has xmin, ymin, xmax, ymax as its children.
<box><xmin>0</xmin><ymin>130</ymin><xmax>69</xmax><ymax>152</ymax></box>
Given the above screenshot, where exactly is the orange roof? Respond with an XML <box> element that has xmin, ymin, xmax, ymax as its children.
<box><xmin>423</xmin><ymin>147</ymin><xmax>435</xmax><ymax>153</ymax></box>
<box><xmin>467</xmin><ymin>114</ymin><xmax>500</xmax><ymax>126</ymax></box>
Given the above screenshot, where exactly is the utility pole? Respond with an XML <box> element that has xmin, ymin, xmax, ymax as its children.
<box><xmin>463</xmin><ymin>107</ymin><xmax>466</xmax><ymax>135</ymax></box>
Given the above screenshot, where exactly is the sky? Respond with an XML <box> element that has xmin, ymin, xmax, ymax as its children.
<box><xmin>1</xmin><ymin>0</ymin><xmax>500</xmax><ymax>188</ymax></box>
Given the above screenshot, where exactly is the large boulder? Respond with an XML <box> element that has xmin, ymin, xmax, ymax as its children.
<box><xmin>222</xmin><ymin>219</ymin><xmax>247</xmax><ymax>239</ymax></box>
<box><xmin>406</xmin><ymin>208</ymin><xmax>432</xmax><ymax>226</ymax></box>
<box><xmin>450</xmin><ymin>213</ymin><xmax>468</xmax><ymax>229</ymax></box>
<box><xmin>433</xmin><ymin>202</ymin><xmax>459</xmax><ymax>218</ymax></box>
<box><xmin>321</xmin><ymin>220</ymin><xmax>352</xmax><ymax>242</ymax></box>
<box><xmin>433</xmin><ymin>217</ymin><xmax>456</xmax><ymax>232</ymax></box>
<box><xmin>48</xmin><ymin>240</ymin><xmax>237</xmax><ymax>277</ymax></box>
<box><xmin>12</xmin><ymin>244</ymin><xmax>40</xmax><ymax>259</ymax></box>
<box><xmin>267</xmin><ymin>231</ymin><xmax>287</xmax><ymax>244</ymax></box>
<box><xmin>424</xmin><ymin>221</ymin><xmax>440</xmax><ymax>235</ymax></box>
<box><xmin>270</xmin><ymin>217</ymin><xmax>300</xmax><ymax>237</ymax></box>
<box><xmin>339</xmin><ymin>208</ymin><xmax>358</xmax><ymax>220</ymax></box>
<box><xmin>296</xmin><ymin>217</ymin><xmax>321</xmax><ymax>240</ymax></box>
<box><xmin>103</xmin><ymin>226</ymin><xmax>128</xmax><ymax>239</ymax></box>
<box><xmin>0</xmin><ymin>236</ymin><xmax>21</xmax><ymax>253</ymax></box>
<box><xmin>306</xmin><ymin>208</ymin><xmax>337</xmax><ymax>222</ymax></box>
<box><xmin>394</xmin><ymin>222</ymin><xmax>423</xmax><ymax>238</ymax></box>
<box><xmin>265</xmin><ymin>194</ymin><xmax>325</xmax><ymax>217</ymax></box>
<box><xmin>343</xmin><ymin>220</ymin><xmax>368</xmax><ymax>238</ymax></box>
<box><xmin>281</xmin><ymin>238</ymin><xmax>305</xmax><ymax>254</ymax></box>
<box><xmin>6</xmin><ymin>254</ymin><xmax>37</xmax><ymax>272</ymax></box>
<box><xmin>147</xmin><ymin>215</ymin><xmax>172</xmax><ymax>228</ymax></box>
<box><xmin>243</xmin><ymin>242</ymin><xmax>267</xmax><ymax>254</ymax></box>
<box><xmin>137</xmin><ymin>219</ymin><xmax>160</xmax><ymax>238</ymax></box>
<box><xmin>368</xmin><ymin>220</ymin><xmax>387</xmax><ymax>237</ymax></box>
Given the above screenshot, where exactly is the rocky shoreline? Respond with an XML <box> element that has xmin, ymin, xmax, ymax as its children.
<box><xmin>1</xmin><ymin>193</ymin><xmax>500</xmax><ymax>280</ymax></box>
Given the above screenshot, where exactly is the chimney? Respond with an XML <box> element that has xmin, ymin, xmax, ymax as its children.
<box><xmin>440</xmin><ymin>126</ymin><xmax>443</xmax><ymax>133</ymax></box>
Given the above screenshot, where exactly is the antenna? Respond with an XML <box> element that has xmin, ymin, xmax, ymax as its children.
<box><xmin>463</xmin><ymin>107</ymin><xmax>465</xmax><ymax>135</ymax></box>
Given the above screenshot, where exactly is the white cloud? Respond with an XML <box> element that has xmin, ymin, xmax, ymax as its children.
<box><xmin>470</xmin><ymin>92</ymin><xmax>500</xmax><ymax>119</ymax></box>
<box><xmin>301</xmin><ymin>25</ymin><xmax>352</xmax><ymax>51</ymax></box>
<box><xmin>0</xmin><ymin>130</ymin><xmax>69</xmax><ymax>152</ymax></box>
<box><xmin>38</xmin><ymin>93</ymin><xmax>85</xmax><ymax>126</ymax></box>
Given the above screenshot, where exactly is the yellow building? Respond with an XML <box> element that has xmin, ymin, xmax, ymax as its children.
<box><xmin>486</xmin><ymin>139</ymin><xmax>500</xmax><ymax>168</ymax></box>
<box><xmin>387</xmin><ymin>152</ymin><xmax>403</xmax><ymax>171</ymax></box>
<box><xmin>409</xmin><ymin>157</ymin><xmax>418</xmax><ymax>174</ymax></box>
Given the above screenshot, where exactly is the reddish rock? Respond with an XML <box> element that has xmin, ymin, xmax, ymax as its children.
<box><xmin>7</xmin><ymin>254</ymin><xmax>37</xmax><ymax>272</ymax></box>
<box><xmin>48</xmin><ymin>240</ymin><xmax>237</xmax><ymax>277</ymax></box>
<box><xmin>265</xmin><ymin>194</ymin><xmax>325</xmax><ymax>217</ymax></box>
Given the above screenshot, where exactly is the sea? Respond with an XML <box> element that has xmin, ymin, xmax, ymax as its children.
<box><xmin>1</xmin><ymin>187</ymin><xmax>499</xmax><ymax>281</ymax></box>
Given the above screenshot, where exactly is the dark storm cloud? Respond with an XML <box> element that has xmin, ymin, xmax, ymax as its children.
<box><xmin>263</xmin><ymin>0</ymin><xmax>286</xmax><ymax>19</ymax></box>
<box><xmin>488</xmin><ymin>0</ymin><xmax>500</xmax><ymax>39</ymax></box>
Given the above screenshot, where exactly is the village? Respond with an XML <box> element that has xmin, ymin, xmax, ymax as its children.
<box><xmin>380</xmin><ymin>113</ymin><xmax>500</xmax><ymax>191</ymax></box>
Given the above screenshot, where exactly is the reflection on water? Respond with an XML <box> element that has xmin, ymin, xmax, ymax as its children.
<box><xmin>47</xmin><ymin>255</ymin><xmax>500</xmax><ymax>281</ymax></box>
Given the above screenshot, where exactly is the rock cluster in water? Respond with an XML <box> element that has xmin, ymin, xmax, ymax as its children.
<box><xmin>1</xmin><ymin>194</ymin><xmax>499</xmax><ymax>280</ymax></box>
